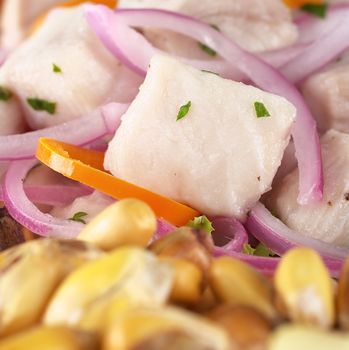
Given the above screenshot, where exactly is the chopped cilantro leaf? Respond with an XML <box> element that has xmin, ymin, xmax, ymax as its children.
<box><xmin>198</xmin><ymin>42</ymin><xmax>217</xmax><ymax>56</ymax></box>
<box><xmin>176</xmin><ymin>101</ymin><xmax>192</xmax><ymax>121</ymax></box>
<box><xmin>254</xmin><ymin>243</ymin><xmax>276</xmax><ymax>257</ymax></box>
<box><xmin>301</xmin><ymin>3</ymin><xmax>328</xmax><ymax>18</ymax></box>
<box><xmin>52</xmin><ymin>63</ymin><xmax>62</xmax><ymax>73</ymax></box>
<box><xmin>69</xmin><ymin>211</ymin><xmax>88</xmax><ymax>224</ymax></box>
<box><xmin>187</xmin><ymin>215</ymin><xmax>214</xmax><ymax>235</ymax></box>
<box><xmin>243</xmin><ymin>243</ymin><xmax>276</xmax><ymax>257</ymax></box>
<box><xmin>0</xmin><ymin>86</ymin><xmax>12</xmax><ymax>101</ymax></box>
<box><xmin>254</xmin><ymin>101</ymin><xmax>271</xmax><ymax>118</ymax></box>
<box><xmin>243</xmin><ymin>243</ymin><xmax>256</xmax><ymax>255</ymax></box>
<box><xmin>27</xmin><ymin>98</ymin><xmax>56</xmax><ymax>115</ymax></box>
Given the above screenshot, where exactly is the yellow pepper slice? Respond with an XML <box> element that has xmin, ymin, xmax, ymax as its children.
<box><xmin>36</xmin><ymin>138</ymin><xmax>200</xmax><ymax>226</ymax></box>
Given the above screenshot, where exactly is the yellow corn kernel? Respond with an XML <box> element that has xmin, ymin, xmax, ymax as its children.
<box><xmin>78</xmin><ymin>199</ymin><xmax>157</xmax><ymax>251</ymax></box>
<box><xmin>209</xmin><ymin>256</ymin><xmax>277</xmax><ymax>321</ymax></box>
<box><xmin>43</xmin><ymin>247</ymin><xmax>173</xmax><ymax>331</ymax></box>
<box><xmin>274</xmin><ymin>248</ymin><xmax>335</xmax><ymax>328</ymax></box>
<box><xmin>269</xmin><ymin>324</ymin><xmax>349</xmax><ymax>350</ymax></box>
<box><xmin>104</xmin><ymin>307</ymin><xmax>232</xmax><ymax>350</ymax></box>
<box><xmin>0</xmin><ymin>325</ymin><xmax>98</xmax><ymax>350</ymax></box>
<box><xmin>149</xmin><ymin>227</ymin><xmax>213</xmax><ymax>274</ymax></box>
<box><xmin>160</xmin><ymin>257</ymin><xmax>204</xmax><ymax>305</ymax></box>
<box><xmin>0</xmin><ymin>239</ymin><xmax>102</xmax><ymax>336</ymax></box>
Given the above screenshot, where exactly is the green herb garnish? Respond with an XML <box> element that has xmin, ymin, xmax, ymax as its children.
<box><xmin>0</xmin><ymin>86</ymin><xmax>12</xmax><ymax>101</ymax></box>
<box><xmin>243</xmin><ymin>243</ymin><xmax>256</xmax><ymax>255</ymax></box>
<box><xmin>69</xmin><ymin>211</ymin><xmax>88</xmax><ymax>224</ymax></box>
<box><xmin>52</xmin><ymin>63</ymin><xmax>62</xmax><ymax>73</ymax></box>
<box><xmin>176</xmin><ymin>101</ymin><xmax>192</xmax><ymax>121</ymax></box>
<box><xmin>254</xmin><ymin>101</ymin><xmax>271</xmax><ymax>118</ymax></box>
<box><xmin>301</xmin><ymin>3</ymin><xmax>328</xmax><ymax>18</ymax></box>
<box><xmin>187</xmin><ymin>215</ymin><xmax>214</xmax><ymax>235</ymax></box>
<box><xmin>198</xmin><ymin>42</ymin><xmax>217</xmax><ymax>56</ymax></box>
<box><xmin>243</xmin><ymin>243</ymin><xmax>276</xmax><ymax>257</ymax></box>
<box><xmin>27</xmin><ymin>98</ymin><xmax>56</xmax><ymax>115</ymax></box>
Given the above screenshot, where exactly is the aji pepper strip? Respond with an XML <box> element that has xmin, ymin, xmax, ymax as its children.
<box><xmin>36</xmin><ymin>138</ymin><xmax>200</xmax><ymax>226</ymax></box>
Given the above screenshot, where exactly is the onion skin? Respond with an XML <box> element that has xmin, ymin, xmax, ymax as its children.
<box><xmin>0</xmin><ymin>102</ymin><xmax>128</xmax><ymax>161</ymax></box>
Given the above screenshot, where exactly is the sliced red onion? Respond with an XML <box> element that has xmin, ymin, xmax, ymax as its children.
<box><xmin>0</xmin><ymin>102</ymin><xmax>129</xmax><ymax>161</ymax></box>
<box><xmin>260</xmin><ymin>44</ymin><xmax>308</xmax><ymax>68</ymax></box>
<box><xmin>84</xmin><ymin>5</ymin><xmax>243</xmax><ymax>80</ymax></box>
<box><xmin>246</xmin><ymin>202</ymin><xmax>349</xmax><ymax>260</ymax></box>
<box><xmin>295</xmin><ymin>3</ymin><xmax>349</xmax><ymax>43</ymax></box>
<box><xmin>213</xmin><ymin>249</ymin><xmax>342</xmax><ymax>278</ymax></box>
<box><xmin>84</xmin><ymin>5</ymin><xmax>323</xmax><ymax>205</ymax></box>
<box><xmin>151</xmin><ymin>219</ymin><xmax>177</xmax><ymax>243</ymax></box>
<box><xmin>283</xmin><ymin>10</ymin><xmax>349</xmax><ymax>83</ymax></box>
<box><xmin>211</xmin><ymin>216</ymin><xmax>248</xmax><ymax>254</ymax></box>
<box><xmin>0</xmin><ymin>184</ymin><xmax>93</xmax><ymax>206</ymax></box>
<box><xmin>2</xmin><ymin>160</ymin><xmax>84</xmax><ymax>237</ymax></box>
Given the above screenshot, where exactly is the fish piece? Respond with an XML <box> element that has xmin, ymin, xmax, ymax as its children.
<box><xmin>51</xmin><ymin>191</ymin><xmax>114</xmax><ymax>224</ymax></box>
<box><xmin>0</xmin><ymin>94</ymin><xmax>26</xmax><ymax>135</ymax></box>
<box><xmin>0</xmin><ymin>6</ymin><xmax>143</xmax><ymax>129</ymax></box>
<box><xmin>0</xmin><ymin>0</ymin><xmax>65</xmax><ymax>49</ymax></box>
<box><xmin>104</xmin><ymin>55</ymin><xmax>296</xmax><ymax>219</ymax></box>
<box><xmin>265</xmin><ymin>129</ymin><xmax>349</xmax><ymax>248</ymax></box>
<box><xmin>302</xmin><ymin>59</ymin><xmax>349</xmax><ymax>133</ymax></box>
<box><xmin>119</xmin><ymin>0</ymin><xmax>298</xmax><ymax>54</ymax></box>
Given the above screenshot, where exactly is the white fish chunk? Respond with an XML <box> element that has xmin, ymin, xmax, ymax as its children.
<box><xmin>104</xmin><ymin>55</ymin><xmax>296</xmax><ymax>219</ymax></box>
<box><xmin>265</xmin><ymin>129</ymin><xmax>349</xmax><ymax>248</ymax></box>
<box><xmin>0</xmin><ymin>0</ymin><xmax>65</xmax><ymax>49</ymax></box>
<box><xmin>51</xmin><ymin>191</ymin><xmax>114</xmax><ymax>224</ymax></box>
<box><xmin>302</xmin><ymin>59</ymin><xmax>349</xmax><ymax>133</ymax></box>
<box><xmin>0</xmin><ymin>95</ymin><xmax>26</xmax><ymax>135</ymax></box>
<box><xmin>0</xmin><ymin>6</ymin><xmax>143</xmax><ymax>129</ymax></box>
<box><xmin>119</xmin><ymin>0</ymin><xmax>298</xmax><ymax>54</ymax></box>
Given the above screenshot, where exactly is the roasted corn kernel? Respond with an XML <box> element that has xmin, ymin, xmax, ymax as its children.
<box><xmin>209</xmin><ymin>256</ymin><xmax>277</xmax><ymax>321</ymax></box>
<box><xmin>0</xmin><ymin>325</ymin><xmax>99</xmax><ymax>350</ymax></box>
<box><xmin>274</xmin><ymin>248</ymin><xmax>335</xmax><ymax>328</ymax></box>
<box><xmin>43</xmin><ymin>247</ymin><xmax>173</xmax><ymax>331</ymax></box>
<box><xmin>207</xmin><ymin>304</ymin><xmax>272</xmax><ymax>350</ymax></box>
<box><xmin>160</xmin><ymin>256</ymin><xmax>204</xmax><ymax>305</ymax></box>
<box><xmin>268</xmin><ymin>324</ymin><xmax>349</xmax><ymax>350</ymax></box>
<box><xmin>78</xmin><ymin>199</ymin><xmax>157</xmax><ymax>250</ymax></box>
<box><xmin>104</xmin><ymin>306</ymin><xmax>232</xmax><ymax>350</ymax></box>
<box><xmin>149</xmin><ymin>227</ymin><xmax>213</xmax><ymax>274</ymax></box>
<box><xmin>0</xmin><ymin>239</ymin><xmax>102</xmax><ymax>336</ymax></box>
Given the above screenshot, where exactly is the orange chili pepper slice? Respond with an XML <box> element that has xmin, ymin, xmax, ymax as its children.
<box><xmin>36</xmin><ymin>138</ymin><xmax>200</xmax><ymax>226</ymax></box>
<box><xmin>60</xmin><ymin>0</ymin><xmax>116</xmax><ymax>7</ymax></box>
<box><xmin>283</xmin><ymin>0</ymin><xmax>323</xmax><ymax>8</ymax></box>
<box><xmin>31</xmin><ymin>0</ymin><xmax>117</xmax><ymax>34</ymax></box>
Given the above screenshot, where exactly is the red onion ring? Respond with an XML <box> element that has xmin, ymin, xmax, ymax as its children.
<box><xmin>151</xmin><ymin>219</ymin><xmax>177</xmax><ymax>243</ymax></box>
<box><xmin>2</xmin><ymin>160</ymin><xmax>84</xmax><ymax>237</ymax></box>
<box><xmin>0</xmin><ymin>102</ymin><xmax>129</xmax><ymax>160</ymax></box>
<box><xmin>283</xmin><ymin>9</ymin><xmax>349</xmax><ymax>84</ymax></box>
<box><xmin>0</xmin><ymin>184</ymin><xmax>93</xmax><ymax>206</ymax></box>
<box><xmin>245</xmin><ymin>202</ymin><xmax>349</xmax><ymax>260</ymax></box>
<box><xmin>84</xmin><ymin>5</ymin><xmax>323</xmax><ymax>205</ymax></box>
<box><xmin>211</xmin><ymin>216</ymin><xmax>248</xmax><ymax>254</ymax></box>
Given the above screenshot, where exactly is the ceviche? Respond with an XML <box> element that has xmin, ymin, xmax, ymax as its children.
<box><xmin>0</xmin><ymin>0</ymin><xmax>348</xmax><ymax>349</ymax></box>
